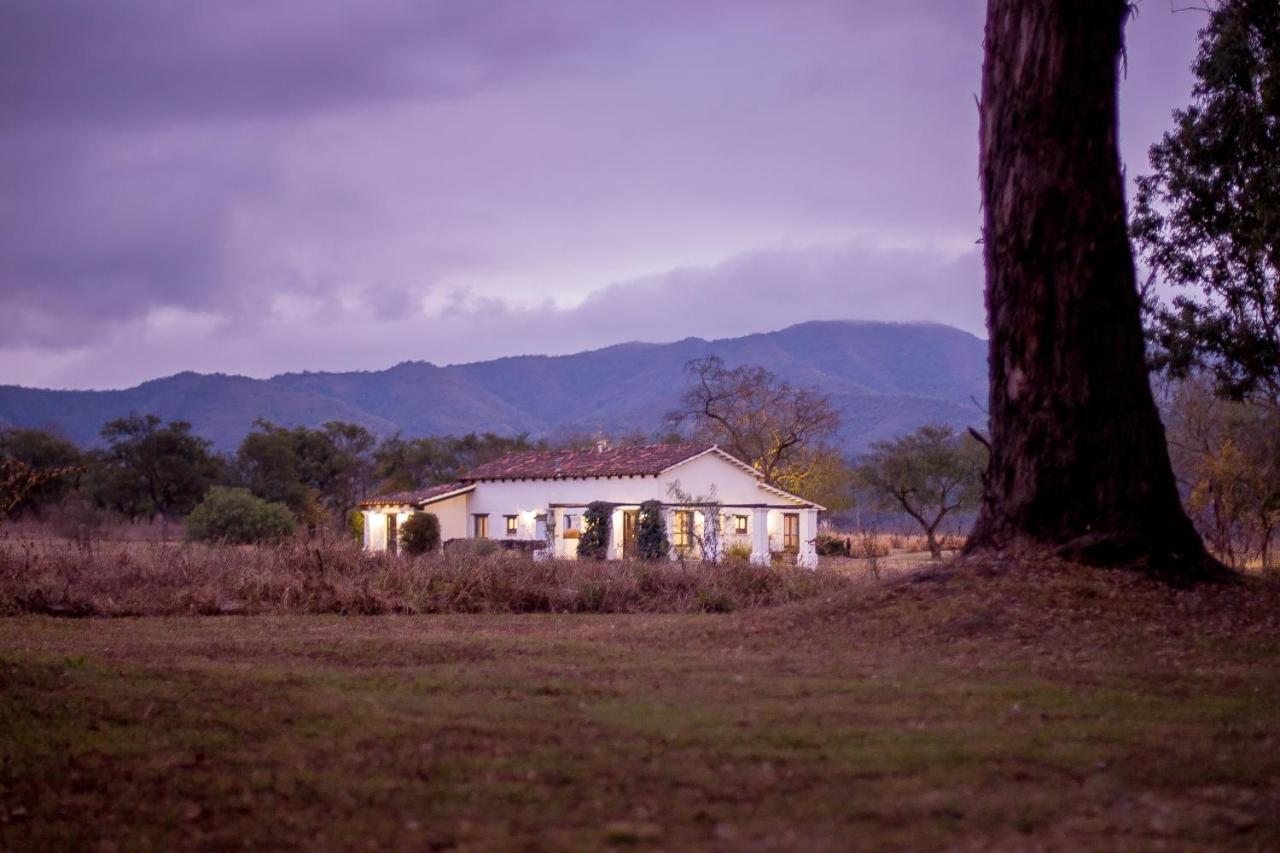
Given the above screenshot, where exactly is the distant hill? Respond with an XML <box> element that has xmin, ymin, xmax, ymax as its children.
<box><xmin>0</xmin><ymin>321</ymin><xmax>988</xmax><ymax>454</ymax></box>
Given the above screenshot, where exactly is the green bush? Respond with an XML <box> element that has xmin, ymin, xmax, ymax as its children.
<box><xmin>400</xmin><ymin>512</ymin><xmax>441</xmax><ymax>555</ymax></box>
<box><xmin>185</xmin><ymin>487</ymin><xmax>295</xmax><ymax>545</ymax></box>
<box><xmin>577</xmin><ymin>501</ymin><xmax>612</xmax><ymax>560</ymax></box>
<box><xmin>347</xmin><ymin>509</ymin><xmax>364</xmax><ymax>543</ymax></box>
<box><xmin>636</xmin><ymin>499</ymin><xmax>669</xmax><ymax>561</ymax></box>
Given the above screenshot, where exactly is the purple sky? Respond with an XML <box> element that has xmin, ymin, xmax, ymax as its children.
<box><xmin>1</xmin><ymin>1</ymin><xmax>1205</xmax><ymax>390</ymax></box>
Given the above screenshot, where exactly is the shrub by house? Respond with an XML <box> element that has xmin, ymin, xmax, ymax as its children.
<box><xmin>400</xmin><ymin>512</ymin><xmax>441</xmax><ymax>555</ymax></box>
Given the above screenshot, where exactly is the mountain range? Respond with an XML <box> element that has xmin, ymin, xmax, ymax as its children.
<box><xmin>0</xmin><ymin>320</ymin><xmax>989</xmax><ymax>454</ymax></box>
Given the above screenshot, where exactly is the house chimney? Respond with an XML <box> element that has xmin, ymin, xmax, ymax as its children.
<box><xmin>595</xmin><ymin>439</ymin><xmax>608</xmax><ymax>454</ymax></box>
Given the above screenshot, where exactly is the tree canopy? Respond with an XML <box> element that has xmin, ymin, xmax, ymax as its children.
<box><xmin>93</xmin><ymin>414</ymin><xmax>221</xmax><ymax>520</ymax></box>
<box><xmin>235</xmin><ymin>420</ymin><xmax>377</xmax><ymax>525</ymax></box>
<box><xmin>1133</xmin><ymin>0</ymin><xmax>1280</xmax><ymax>406</ymax></box>
<box><xmin>0</xmin><ymin>427</ymin><xmax>84</xmax><ymax>517</ymax></box>
<box><xmin>373</xmin><ymin>432</ymin><xmax>546</xmax><ymax>492</ymax></box>
<box><xmin>857</xmin><ymin>424</ymin><xmax>985</xmax><ymax>559</ymax></box>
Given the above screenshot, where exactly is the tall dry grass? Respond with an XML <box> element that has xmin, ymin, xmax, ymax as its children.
<box><xmin>0</xmin><ymin>538</ymin><xmax>855</xmax><ymax>617</ymax></box>
<box><xmin>823</xmin><ymin>531</ymin><xmax>968</xmax><ymax>556</ymax></box>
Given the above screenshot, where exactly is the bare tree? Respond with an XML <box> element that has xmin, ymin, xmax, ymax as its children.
<box><xmin>671</xmin><ymin>356</ymin><xmax>840</xmax><ymax>487</ymax></box>
<box><xmin>666</xmin><ymin>481</ymin><xmax>723</xmax><ymax>563</ymax></box>
<box><xmin>965</xmin><ymin>0</ymin><xmax>1216</xmax><ymax>576</ymax></box>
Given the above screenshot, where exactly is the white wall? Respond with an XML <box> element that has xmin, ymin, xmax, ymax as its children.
<box><xmin>656</xmin><ymin>451</ymin><xmax>765</xmax><ymax>504</ymax></box>
<box><xmin>429</xmin><ymin>493</ymin><xmax>471</xmax><ymax>542</ymax></box>
<box><xmin>463</xmin><ymin>451</ymin><xmax>810</xmax><ymax>560</ymax></box>
<box><xmin>362</xmin><ymin>451</ymin><xmax>817</xmax><ymax>565</ymax></box>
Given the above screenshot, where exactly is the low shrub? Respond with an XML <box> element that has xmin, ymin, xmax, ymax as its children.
<box><xmin>697</xmin><ymin>589</ymin><xmax>736</xmax><ymax>613</ymax></box>
<box><xmin>815</xmin><ymin>534</ymin><xmax>851</xmax><ymax>557</ymax></box>
<box><xmin>400</xmin><ymin>513</ymin><xmax>440</xmax><ymax>555</ymax></box>
<box><xmin>725</xmin><ymin>543</ymin><xmax>753</xmax><ymax>562</ymax></box>
<box><xmin>445</xmin><ymin>538</ymin><xmax>500</xmax><ymax>558</ymax></box>
<box><xmin>185</xmin><ymin>487</ymin><xmax>295</xmax><ymax>545</ymax></box>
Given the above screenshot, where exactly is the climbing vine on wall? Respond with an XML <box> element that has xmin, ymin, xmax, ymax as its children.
<box><xmin>636</xmin><ymin>499</ymin><xmax>669</xmax><ymax>561</ymax></box>
<box><xmin>577</xmin><ymin>501</ymin><xmax>613</xmax><ymax>560</ymax></box>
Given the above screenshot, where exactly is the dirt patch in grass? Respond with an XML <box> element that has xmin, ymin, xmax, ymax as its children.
<box><xmin>1</xmin><ymin>557</ymin><xmax>1279</xmax><ymax>850</ymax></box>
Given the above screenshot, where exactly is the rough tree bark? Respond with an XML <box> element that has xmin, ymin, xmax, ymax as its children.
<box><xmin>965</xmin><ymin>0</ymin><xmax>1216</xmax><ymax>576</ymax></box>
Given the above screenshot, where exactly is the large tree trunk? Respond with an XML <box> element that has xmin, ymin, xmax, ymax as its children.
<box><xmin>966</xmin><ymin>0</ymin><xmax>1215</xmax><ymax>576</ymax></box>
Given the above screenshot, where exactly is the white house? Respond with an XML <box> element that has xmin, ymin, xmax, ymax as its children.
<box><xmin>360</xmin><ymin>443</ymin><xmax>824</xmax><ymax>568</ymax></box>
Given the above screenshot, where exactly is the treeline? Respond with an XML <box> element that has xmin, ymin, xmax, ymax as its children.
<box><xmin>0</xmin><ymin>416</ymin><xmax>560</xmax><ymax>534</ymax></box>
<box><xmin>2</xmin><ymin>381</ymin><xmax>1275</xmax><ymax>569</ymax></box>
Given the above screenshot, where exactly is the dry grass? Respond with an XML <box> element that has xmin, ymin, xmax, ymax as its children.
<box><xmin>1</xmin><ymin>556</ymin><xmax>1278</xmax><ymax>850</ymax></box>
<box><xmin>821</xmin><ymin>530</ymin><xmax>967</xmax><ymax>555</ymax></box>
<box><xmin>0</xmin><ymin>538</ymin><xmax>855</xmax><ymax>617</ymax></box>
<box><xmin>4</xmin><ymin>516</ymin><xmax>180</xmax><ymax>543</ymax></box>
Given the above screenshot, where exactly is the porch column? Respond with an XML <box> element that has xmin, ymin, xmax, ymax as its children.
<box><xmin>797</xmin><ymin>508</ymin><xmax>819</xmax><ymax>570</ymax></box>
<box><xmin>609</xmin><ymin>507</ymin><xmax>624</xmax><ymax>560</ymax></box>
<box><xmin>532</xmin><ymin>510</ymin><xmax>549</xmax><ymax>561</ymax></box>
<box><xmin>570</xmin><ymin>506</ymin><xmax>591</xmax><ymax>560</ymax></box>
<box><xmin>549</xmin><ymin>508</ymin><xmax>564</xmax><ymax>559</ymax></box>
<box><xmin>702</xmin><ymin>510</ymin><xmax>724</xmax><ymax>563</ymax></box>
<box><xmin>361</xmin><ymin>510</ymin><xmax>373</xmax><ymax>551</ymax></box>
<box><xmin>749</xmin><ymin>507</ymin><xmax>770</xmax><ymax>566</ymax></box>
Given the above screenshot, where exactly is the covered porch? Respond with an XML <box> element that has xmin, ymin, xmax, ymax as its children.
<box><xmin>548</xmin><ymin>502</ymin><xmax>819</xmax><ymax>568</ymax></box>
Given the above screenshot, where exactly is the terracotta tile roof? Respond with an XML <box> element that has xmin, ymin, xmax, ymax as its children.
<box><xmin>361</xmin><ymin>481</ymin><xmax>473</xmax><ymax>507</ymax></box>
<box><xmin>459</xmin><ymin>443</ymin><xmax>723</xmax><ymax>481</ymax></box>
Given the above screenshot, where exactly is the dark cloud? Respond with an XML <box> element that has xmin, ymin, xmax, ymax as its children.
<box><xmin>0</xmin><ymin>0</ymin><xmax>586</xmax><ymax>347</ymax></box>
<box><xmin>0</xmin><ymin>2</ymin><xmax>580</xmax><ymax>127</ymax></box>
<box><xmin>0</xmin><ymin>0</ymin><xmax>1206</xmax><ymax>387</ymax></box>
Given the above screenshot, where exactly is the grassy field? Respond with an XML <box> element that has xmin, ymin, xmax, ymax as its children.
<box><xmin>2</xmin><ymin>558</ymin><xmax>1279</xmax><ymax>850</ymax></box>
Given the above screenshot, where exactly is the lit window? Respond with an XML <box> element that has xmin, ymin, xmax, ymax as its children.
<box><xmin>473</xmin><ymin>514</ymin><xmax>489</xmax><ymax>538</ymax></box>
<box><xmin>782</xmin><ymin>513</ymin><xmax>799</xmax><ymax>551</ymax></box>
<box><xmin>505</xmin><ymin>515</ymin><xmax>518</xmax><ymax>536</ymax></box>
<box><xmin>734</xmin><ymin>515</ymin><xmax>748</xmax><ymax>534</ymax></box>
<box><xmin>672</xmin><ymin>510</ymin><xmax>694</xmax><ymax>551</ymax></box>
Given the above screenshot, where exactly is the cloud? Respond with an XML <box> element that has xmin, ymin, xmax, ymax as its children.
<box><xmin>0</xmin><ymin>2</ymin><xmax>581</xmax><ymax>128</ymax></box>
<box><xmin>0</xmin><ymin>0</ymin><xmax>1207</xmax><ymax>387</ymax></box>
<box><xmin>0</xmin><ymin>0</ymin><xmax>589</xmax><ymax>348</ymax></box>
<box><xmin>1</xmin><ymin>239</ymin><xmax>983</xmax><ymax>388</ymax></box>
